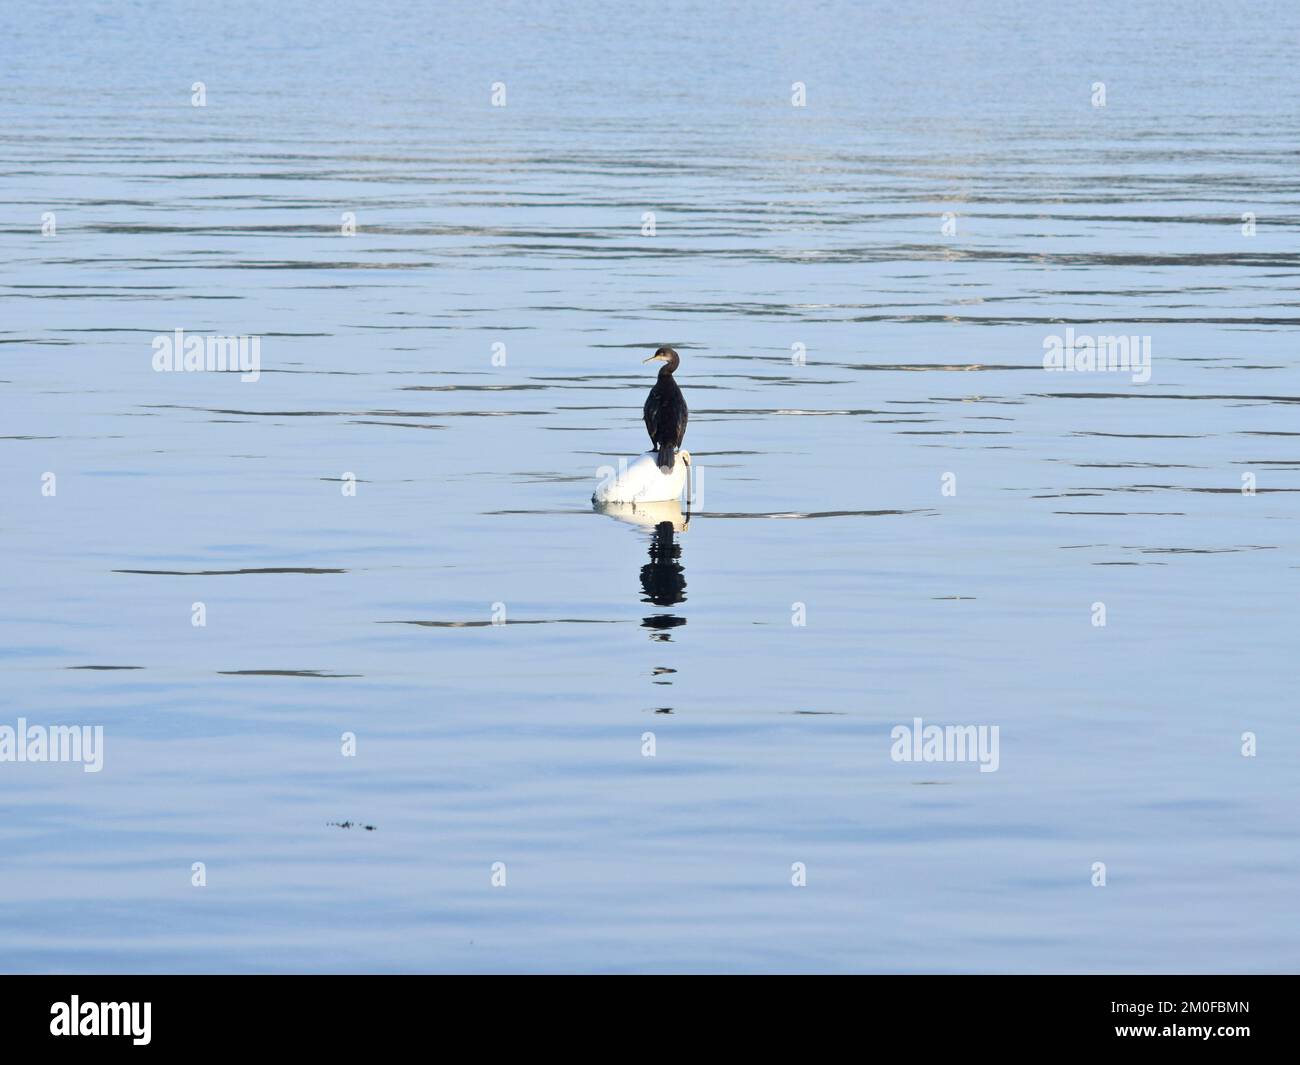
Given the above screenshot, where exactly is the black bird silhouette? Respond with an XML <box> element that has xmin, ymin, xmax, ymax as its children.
<box><xmin>642</xmin><ymin>346</ymin><xmax>688</xmax><ymax>471</ymax></box>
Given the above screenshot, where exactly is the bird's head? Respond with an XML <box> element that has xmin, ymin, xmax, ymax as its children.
<box><xmin>643</xmin><ymin>346</ymin><xmax>679</xmax><ymax>365</ymax></box>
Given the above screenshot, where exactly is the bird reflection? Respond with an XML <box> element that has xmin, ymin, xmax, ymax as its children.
<box><xmin>640</xmin><ymin>520</ymin><xmax>686</xmax><ymax>637</ymax></box>
<box><xmin>592</xmin><ymin>499</ymin><xmax>689</xmax><ymax>639</ymax></box>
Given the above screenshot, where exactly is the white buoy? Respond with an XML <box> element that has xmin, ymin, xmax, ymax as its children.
<box><xmin>593</xmin><ymin>450</ymin><xmax>691</xmax><ymax>505</ymax></box>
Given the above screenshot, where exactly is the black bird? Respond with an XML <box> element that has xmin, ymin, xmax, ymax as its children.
<box><xmin>642</xmin><ymin>346</ymin><xmax>688</xmax><ymax>471</ymax></box>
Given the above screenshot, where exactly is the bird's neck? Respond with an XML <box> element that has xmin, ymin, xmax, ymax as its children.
<box><xmin>658</xmin><ymin>356</ymin><xmax>679</xmax><ymax>376</ymax></box>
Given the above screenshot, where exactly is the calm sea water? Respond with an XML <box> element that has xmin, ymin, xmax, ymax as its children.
<box><xmin>1</xmin><ymin>0</ymin><xmax>1297</xmax><ymax>973</ymax></box>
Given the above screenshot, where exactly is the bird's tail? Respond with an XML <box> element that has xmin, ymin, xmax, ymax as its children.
<box><xmin>657</xmin><ymin>442</ymin><xmax>675</xmax><ymax>471</ymax></box>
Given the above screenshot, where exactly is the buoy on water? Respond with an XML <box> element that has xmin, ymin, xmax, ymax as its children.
<box><xmin>593</xmin><ymin>450</ymin><xmax>692</xmax><ymax>505</ymax></box>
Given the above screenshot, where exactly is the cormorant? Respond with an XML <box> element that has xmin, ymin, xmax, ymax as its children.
<box><xmin>642</xmin><ymin>346</ymin><xmax>688</xmax><ymax>472</ymax></box>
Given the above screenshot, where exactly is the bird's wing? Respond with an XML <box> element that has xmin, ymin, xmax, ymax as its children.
<box><xmin>675</xmin><ymin>395</ymin><xmax>688</xmax><ymax>446</ymax></box>
<box><xmin>643</xmin><ymin>387</ymin><xmax>660</xmax><ymax>442</ymax></box>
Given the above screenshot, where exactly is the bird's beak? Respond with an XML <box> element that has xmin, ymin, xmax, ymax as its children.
<box><xmin>643</xmin><ymin>353</ymin><xmax>663</xmax><ymax>363</ymax></box>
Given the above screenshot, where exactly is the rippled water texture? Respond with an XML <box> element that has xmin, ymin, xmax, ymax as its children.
<box><xmin>1</xmin><ymin>1</ymin><xmax>1297</xmax><ymax>972</ymax></box>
